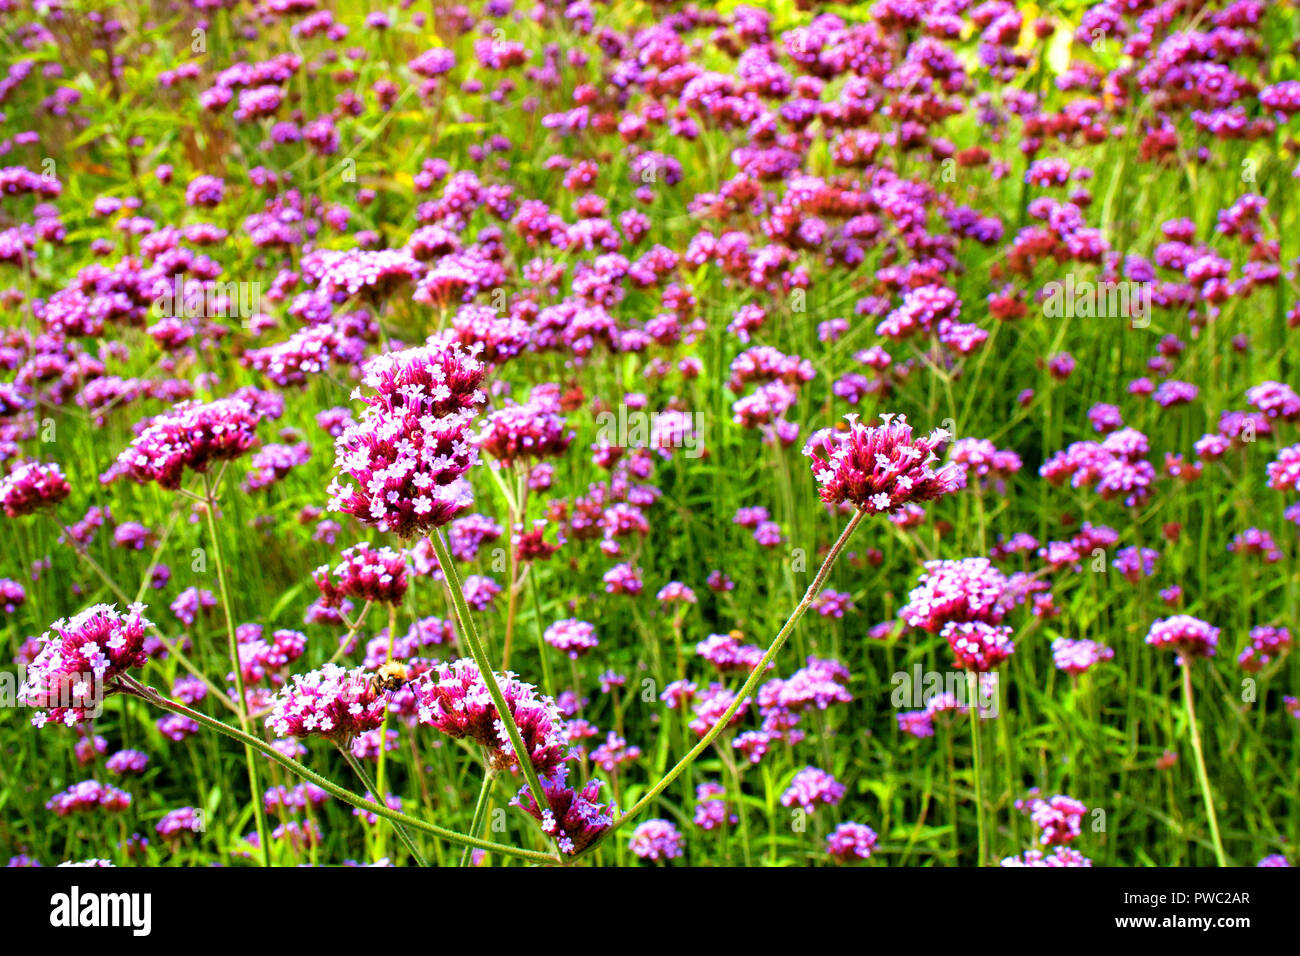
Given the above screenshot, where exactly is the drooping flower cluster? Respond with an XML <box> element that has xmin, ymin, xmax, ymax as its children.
<box><xmin>511</xmin><ymin>767</ymin><xmax>615</xmax><ymax>856</ymax></box>
<box><xmin>412</xmin><ymin>658</ymin><xmax>568</xmax><ymax>776</ymax></box>
<box><xmin>804</xmin><ymin>413</ymin><xmax>961</xmax><ymax>514</ymax></box>
<box><xmin>327</xmin><ymin>343</ymin><xmax>486</xmax><ymax>536</ymax></box>
<box><xmin>20</xmin><ymin>604</ymin><xmax>152</xmax><ymax>727</ymax></box>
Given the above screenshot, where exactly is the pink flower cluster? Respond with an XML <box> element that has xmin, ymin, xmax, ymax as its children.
<box><xmin>412</xmin><ymin>658</ymin><xmax>569</xmax><ymax>776</ymax></box>
<box><xmin>543</xmin><ymin>618</ymin><xmax>599</xmax><ymax>659</ymax></box>
<box><xmin>264</xmin><ymin>664</ymin><xmax>388</xmax><ymax>741</ymax></box>
<box><xmin>327</xmin><ymin>343</ymin><xmax>486</xmax><ymax>536</ymax></box>
<box><xmin>113</xmin><ymin>398</ymin><xmax>262</xmax><ymax>490</ymax></box>
<box><xmin>313</xmin><ymin>543</ymin><xmax>409</xmax><ymax>607</ymax></box>
<box><xmin>20</xmin><ymin>604</ymin><xmax>152</xmax><ymax>727</ymax></box>
<box><xmin>46</xmin><ymin>780</ymin><xmax>132</xmax><ymax>816</ymax></box>
<box><xmin>780</xmin><ymin>766</ymin><xmax>845</xmax><ymax>813</ymax></box>
<box><xmin>804</xmin><ymin>413</ymin><xmax>961</xmax><ymax>514</ymax></box>
<box><xmin>511</xmin><ymin>768</ymin><xmax>615</xmax><ymax>856</ymax></box>
<box><xmin>1</xmin><ymin>461</ymin><xmax>71</xmax><ymax>516</ymax></box>
<box><xmin>1146</xmin><ymin>615</ymin><xmax>1220</xmax><ymax>661</ymax></box>
<box><xmin>628</xmin><ymin>818</ymin><xmax>684</xmax><ymax>861</ymax></box>
<box><xmin>1027</xmin><ymin>794</ymin><xmax>1087</xmax><ymax>846</ymax></box>
<box><xmin>826</xmin><ymin>822</ymin><xmax>878</xmax><ymax>863</ymax></box>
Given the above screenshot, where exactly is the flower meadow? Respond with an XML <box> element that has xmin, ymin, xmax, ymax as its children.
<box><xmin>0</xmin><ymin>0</ymin><xmax>1297</xmax><ymax>873</ymax></box>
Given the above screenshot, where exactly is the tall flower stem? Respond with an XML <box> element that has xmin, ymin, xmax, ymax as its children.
<box><xmin>574</xmin><ymin>506</ymin><xmax>869</xmax><ymax>859</ymax></box>
<box><xmin>527</xmin><ymin>571</ymin><xmax>556</xmax><ymax>696</ymax></box>
<box><xmin>967</xmin><ymin>671</ymin><xmax>987</xmax><ymax>867</ymax></box>
<box><xmin>490</xmin><ymin>462</ymin><xmax>528</xmax><ymax>671</ymax></box>
<box><xmin>460</xmin><ymin>765</ymin><xmax>496</xmax><ymax>867</ymax></box>
<box><xmin>201</xmin><ymin>474</ymin><xmax>271</xmax><ymax>866</ymax></box>
<box><xmin>118</xmin><ymin>675</ymin><xmax>558</xmax><ymax>865</ymax></box>
<box><xmin>1182</xmin><ymin>662</ymin><xmax>1228</xmax><ymax>866</ymax></box>
<box><xmin>427</xmin><ymin>528</ymin><xmax>554</xmax><ymax>839</ymax></box>
<box><xmin>340</xmin><ymin>745</ymin><xmax>428</xmax><ymax>867</ymax></box>
<box><xmin>373</xmin><ymin>603</ymin><xmax>399</xmax><ymax>860</ymax></box>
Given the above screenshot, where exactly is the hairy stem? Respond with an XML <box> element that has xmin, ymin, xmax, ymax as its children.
<box><xmin>201</xmin><ymin>474</ymin><xmax>271</xmax><ymax>866</ymax></box>
<box><xmin>118</xmin><ymin>676</ymin><xmax>558</xmax><ymax>865</ymax></box>
<box><xmin>427</xmin><ymin>528</ymin><xmax>555</xmax><ymax>843</ymax></box>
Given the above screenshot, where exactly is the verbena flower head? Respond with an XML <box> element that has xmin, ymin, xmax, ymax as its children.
<box><xmin>1</xmin><ymin>461</ymin><xmax>72</xmax><ymax>516</ymax></box>
<box><xmin>1028</xmin><ymin>794</ymin><xmax>1087</xmax><ymax>846</ymax></box>
<box><xmin>901</xmin><ymin>558</ymin><xmax>1010</xmax><ymax>633</ymax></box>
<box><xmin>20</xmin><ymin>604</ymin><xmax>151</xmax><ymax>727</ymax></box>
<box><xmin>328</xmin><ymin>343</ymin><xmax>487</xmax><ymax>536</ymax></box>
<box><xmin>543</xmin><ymin>618</ymin><xmax>599</xmax><ymax>659</ymax></box>
<box><xmin>313</xmin><ymin>543</ymin><xmax>409</xmax><ymax>607</ymax></box>
<box><xmin>265</xmin><ymin>663</ymin><xmax>388</xmax><ymax>741</ymax></box>
<box><xmin>1052</xmin><ymin>638</ymin><xmax>1114</xmax><ymax>674</ymax></box>
<box><xmin>780</xmin><ymin>766</ymin><xmax>846</xmax><ymax>813</ymax></box>
<box><xmin>1000</xmin><ymin>847</ymin><xmax>1092</xmax><ymax>867</ymax></box>
<box><xmin>628</xmin><ymin>819</ymin><xmax>684</xmax><ymax>861</ymax></box>
<box><xmin>1146</xmin><ymin>615</ymin><xmax>1219</xmax><ymax>661</ymax></box>
<box><xmin>512</xmin><ymin>766</ymin><xmax>614</xmax><ymax>856</ymax></box>
<box><xmin>46</xmin><ymin>780</ymin><xmax>132</xmax><ymax>815</ymax></box>
<box><xmin>114</xmin><ymin>398</ymin><xmax>261</xmax><ymax>489</ymax></box>
<box><xmin>412</xmin><ymin>658</ymin><xmax>569</xmax><ymax>776</ymax></box>
<box><xmin>477</xmin><ymin>400</ymin><xmax>573</xmax><ymax>464</ymax></box>
<box><xmin>827</xmin><ymin>822</ymin><xmax>878</xmax><ymax>863</ymax></box>
<box><xmin>943</xmin><ymin>621</ymin><xmax>1015</xmax><ymax>672</ymax></box>
<box><xmin>804</xmin><ymin>413</ymin><xmax>960</xmax><ymax>514</ymax></box>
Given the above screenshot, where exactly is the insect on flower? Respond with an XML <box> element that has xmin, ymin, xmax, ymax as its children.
<box><xmin>369</xmin><ymin>660</ymin><xmax>412</xmax><ymax>695</ymax></box>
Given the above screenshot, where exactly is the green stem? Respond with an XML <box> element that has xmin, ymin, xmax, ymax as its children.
<box><xmin>461</xmin><ymin>766</ymin><xmax>496</xmax><ymax>867</ymax></box>
<box><xmin>427</xmin><ymin>529</ymin><xmax>554</xmax><ymax>841</ymax></box>
<box><xmin>201</xmin><ymin>474</ymin><xmax>271</xmax><ymax>867</ymax></box>
<box><xmin>118</xmin><ymin>676</ymin><xmax>558</xmax><ymax>865</ymax></box>
<box><xmin>968</xmin><ymin>671</ymin><xmax>987</xmax><ymax>867</ymax></box>
<box><xmin>1182</xmin><ymin>662</ymin><xmax>1228</xmax><ymax>866</ymax></box>
<box><xmin>340</xmin><ymin>746</ymin><xmax>428</xmax><ymax>867</ymax></box>
<box><xmin>373</xmin><ymin>603</ymin><xmax>399</xmax><ymax>860</ymax></box>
